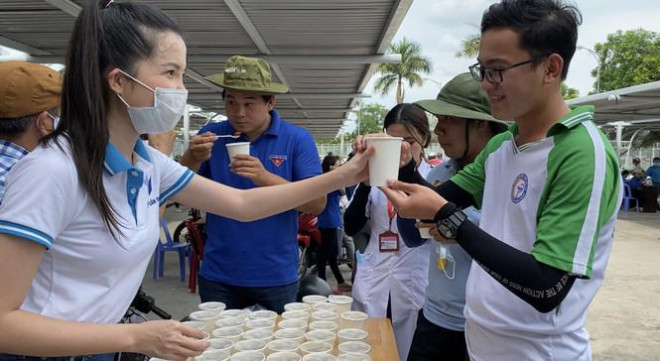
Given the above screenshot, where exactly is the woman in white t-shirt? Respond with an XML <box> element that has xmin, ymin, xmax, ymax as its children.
<box><xmin>0</xmin><ymin>2</ymin><xmax>372</xmax><ymax>361</ymax></box>
<box><xmin>344</xmin><ymin>103</ymin><xmax>433</xmax><ymax>360</ymax></box>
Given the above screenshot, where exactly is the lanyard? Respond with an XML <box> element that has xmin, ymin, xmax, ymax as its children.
<box><xmin>386</xmin><ymin>200</ymin><xmax>396</xmax><ymax>231</ymax></box>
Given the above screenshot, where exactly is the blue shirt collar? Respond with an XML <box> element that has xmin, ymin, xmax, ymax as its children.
<box><xmin>104</xmin><ymin>140</ymin><xmax>151</xmax><ymax>176</ymax></box>
<box><xmin>0</xmin><ymin>140</ymin><xmax>29</xmax><ymax>160</ymax></box>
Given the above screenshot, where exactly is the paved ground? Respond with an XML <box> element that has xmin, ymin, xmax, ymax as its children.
<box><xmin>143</xmin><ymin>207</ymin><xmax>660</xmax><ymax>360</ymax></box>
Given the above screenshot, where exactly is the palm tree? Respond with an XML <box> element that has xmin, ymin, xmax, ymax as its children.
<box><xmin>374</xmin><ymin>38</ymin><xmax>432</xmax><ymax>104</ymax></box>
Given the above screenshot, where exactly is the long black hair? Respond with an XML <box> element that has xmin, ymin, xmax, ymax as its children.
<box><xmin>383</xmin><ymin>103</ymin><xmax>431</xmax><ymax>147</ymax></box>
<box><xmin>46</xmin><ymin>0</ymin><xmax>181</xmax><ymax>238</ymax></box>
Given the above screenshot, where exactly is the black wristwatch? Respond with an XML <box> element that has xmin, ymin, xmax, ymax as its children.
<box><xmin>435</xmin><ymin>205</ymin><xmax>467</xmax><ymax>239</ymax></box>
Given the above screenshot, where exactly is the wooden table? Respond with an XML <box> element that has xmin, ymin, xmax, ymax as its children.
<box><xmin>364</xmin><ymin>318</ymin><xmax>400</xmax><ymax>361</ymax></box>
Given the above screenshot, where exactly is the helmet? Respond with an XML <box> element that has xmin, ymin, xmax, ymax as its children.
<box><xmin>297</xmin><ymin>275</ymin><xmax>332</xmax><ymax>301</ymax></box>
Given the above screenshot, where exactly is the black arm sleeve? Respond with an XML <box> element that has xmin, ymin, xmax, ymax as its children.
<box><xmin>343</xmin><ymin>184</ymin><xmax>371</xmax><ymax>236</ymax></box>
<box><xmin>439</xmin><ymin>203</ymin><xmax>577</xmax><ymax>313</ymax></box>
<box><xmin>398</xmin><ymin>160</ymin><xmax>477</xmax><ymax>210</ymax></box>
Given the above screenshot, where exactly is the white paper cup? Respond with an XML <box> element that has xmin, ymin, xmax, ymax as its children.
<box><xmin>196</xmin><ymin>349</ymin><xmax>231</xmax><ymax>361</ymax></box>
<box><xmin>273</xmin><ymin>328</ymin><xmax>306</xmax><ymax>343</ymax></box>
<box><xmin>220</xmin><ymin>309</ymin><xmax>250</xmax><ymax>320</ymax></box>
<box><xmin>226</xmin><ymin>142</ymin><xmax>250</xmax><ymax>162</ymax></box>
<box><xmin>277</xmin><ymin>319</ymin><xmax>308</xmax><ymax>332</ymax></box>
<box><xmin>302</xmin><ymin>354</ymin><xmax>336</xmax><ymax>361</ymax></box>
<box><xmin>216</xmin><ymin>317</ymin><xmax>246</xmax><ymax>329</ymax></box>
<box><xmin>231</xmin><ymin>351</ymin><xmax>266</xmax><ymax>361</ymax></box>
<box><xmin>267</xmin><ymin>352</ymin><xmax>302</xmax><ymax>361</ymax></box>
<box><xmin>365</xmin><ymin>136</ymin><xmax>402</xmax><ymax>186</ymax></box>
<box><xmin>339</xmin><ymin>311</ymin><xmax>368</xmax><ymax>330</ymax></box>
<box><xmin>235</xmin><ymin>339</ymin><xmax>267</xmax><ymax>353</ymax></box>
<box><xmin>245</xmin><ymin>318</ymin><xmax>276</xmax><ymax>331</ymax></box>
<box><xmin>199</xmin><ymin>301</ymin><xmax>227</xmax><ymax>313</ymax></box>
<box><xmin>310</xmin><ymin>311</ymin><xmax>338</xmax><ymax>323</ymax></box>
<box><xmin>299</xmin><ymin>341</ymin><xmax>333</xmax><ymax>356</ymax></box>
<box><xmin>282</xmin><ymin>310</ymin><xmax>310</xmax><ymax>322</ymax></box>
<box><xmin>243</xmin><ymin>328</ymin><xmax>274</xmax><ymax>343</ymax></box>
<box><xmin>302</xmin><ymin>295</ymin><xmax>327</xmax><ymax>305</ymax></box>
<box><xmin>311</xmin><ymin>303</ymin><xmax>337</xmax><ymax>312</ymax></box>
<box><xmin>307</xmin><ymin>321</ymin><xmax>339</xmax><ymax>333</ymax></box>
<box><xmin>212</xmin><ymin>326</ymin><xmax>244</xmax><ymax>342</ymax></box>
<box><xmin>189</xmin><ymin>310</ymin><xmax>221</xmax><ymax>333</ymax></box>
<box><xmin>250</xmin><ymin>310</ymin><xmax>278</xmax><ymax>321</ymax></box>
<box><xmin>337</xmin><ymin>341</ymin><xmax>371</xmax><ymax>355</ymax></box>
<box><xmin>327</xmin><ymin>295</ymin><xmax>352</xmax><ymax>315</ymax></box>
<box><xmin>284</xmin><ymin>302</ymin><xmax>312</xmax><ymax>313</ymax></box>
<box><xmin>208</xmin><ymin>338</ymin><xmax>235</xmax><ymax>352</ymax></box>
<box><xmin>304</xmin><ymin>330</ymin><xmax>336</xmax><ymax>345</ymax></box>
<box><xmin>182</xmin><ymin>320</ymin><xmax>207</xmax><ymax>332</ymax></box>
<box><xmin>416</xmin><ymin>220</ymin><xmax>433</xmax><ymax>238</ymax></box>
<box><xmin>266</xmin><ymin>339</ymin><xmax>300</xmax><ymax>355</ymax></box>
<box><xmin>336</xmin><ymin>329</ymin><xmax>368</xmax><ymax>344</ymax></box>
<box><xmin>336</xmin><ymin>354</ymin><xmax>372</xmax><ymax>361</ymax></box>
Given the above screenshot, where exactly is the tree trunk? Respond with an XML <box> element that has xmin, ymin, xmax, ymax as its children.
<box><xmin>396</xmin><ymin>78</ymin><xmax>403</xmax><ymax>104</ymax></box>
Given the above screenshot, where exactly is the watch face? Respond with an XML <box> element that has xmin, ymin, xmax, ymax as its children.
<box><xmin>438</xmin><ymin>223</ymin><xmax>453</xmax><ymax>239</ymax></box>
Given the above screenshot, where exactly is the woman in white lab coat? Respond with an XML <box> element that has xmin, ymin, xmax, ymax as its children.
<box><xmin>344</xmin><ymin>103</ymin><xmax>432</xmax><ymax>361</ymax></box>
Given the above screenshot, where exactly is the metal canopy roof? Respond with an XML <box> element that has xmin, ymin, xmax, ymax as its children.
<box><xmin>0</xmin><ymin>0</ymin><xmax>411</xmax><ymax>139</ymax></box>
<box><xmin>567</xmin><ymin>80</ymin><xmax>660</xmax><ymax>129</ymax></box>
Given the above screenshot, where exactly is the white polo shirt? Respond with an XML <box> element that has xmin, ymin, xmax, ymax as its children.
<box><xmin>452</xmin><ymin>107</ymin><xmax>622</xmax><ymax>360</ymax></box>
<box><xmin>0</xmin><ymin>137</ymin><xmax>194</xmax><ymax>324</ymax></box>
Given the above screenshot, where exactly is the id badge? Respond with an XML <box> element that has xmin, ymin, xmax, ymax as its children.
<box><xmin>378</xmin><ymin>231</ymin><xmax>400</xmax><ymax>252</ymax></box>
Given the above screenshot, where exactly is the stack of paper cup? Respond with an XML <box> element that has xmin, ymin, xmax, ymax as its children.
<box><xmin>327</xmin><ymin>295</ymin><xmax>352</xmax><ymax>315</ymax></box>
<box><xmin>337</xmin><ymin>341</ymin><xmax>371</xmax><ymax>356</ymax></box>
<box><xmin>267</xmin><ymin>351</ymin><xmax>302</xmax><ymax>361</ymax></box>
<box><xmin>339</xmin><ymin>311</ymin><xmax>368</xmax><ymax>330</ymax></box>
<box><xmin>198</xmin><ymin>301</ymin><xmax>226</xmax><ymax>313</ymax></box>
<box><xmin>189</xmin><ymin>310</ymin><xmax>221</xmax><ymax>333</ymax></box>
<box><xmin>230</xmin><ymin>351</ymin><xmax>265</xmax><ymax>361</ymax></box>
<box><xmin>364</xmin><ymin>136</ymin><xmax>403</xmax><ymax>186</ymax></box>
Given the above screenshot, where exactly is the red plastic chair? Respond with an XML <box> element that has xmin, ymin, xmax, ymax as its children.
<box><xmin>186</xmin><ymin>220</ymin><xmax>206</xmax><ymax>293</ymax></box>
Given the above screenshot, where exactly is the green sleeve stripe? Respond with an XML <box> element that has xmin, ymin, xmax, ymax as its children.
<box><xmin>532</xmin><ymin>121</ymin><xmax>621</xmax><ymax>278</ymax></box>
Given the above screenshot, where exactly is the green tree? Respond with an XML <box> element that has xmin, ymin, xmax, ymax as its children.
<box><xmin>456</xmin><ymin>34</ymin><xmax>481</xmax><ymax>58</ymax></box>
<box><xmin>561</xmin><ymin>83</ymin><xmax>580</xmax><ymax>100</ymax></box>
<box><xmin>374</xmin><ymin>38</ymin><xmax>432</xmax><ymax>104</ymax></box>
<box><xmin>593</xmin><ymin>29</ymin><xmax>660</xmax><ymax>92</ymax></box>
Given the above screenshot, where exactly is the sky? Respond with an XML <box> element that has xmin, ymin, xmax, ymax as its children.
<box><xmin>362</xmin><ymin>0</ymin><xmax>660</xmax><ymax>115</ymax></box>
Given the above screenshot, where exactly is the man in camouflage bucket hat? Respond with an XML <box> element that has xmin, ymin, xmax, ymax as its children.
<box><xmin>396</xmin><ymin>73</ymin><xmax>508</xmax><ymax>361</ymax></box>
<box><xmin>181</xmin><ymin>56</ymin><xmax>326</xmax><ymax>312</ymax></box>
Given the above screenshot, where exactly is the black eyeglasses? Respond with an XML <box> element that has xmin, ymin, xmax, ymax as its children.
<box><xmin>469</xmin><ymin>55</ymin><xmax>549</xmax><ymax>84</ymax></box>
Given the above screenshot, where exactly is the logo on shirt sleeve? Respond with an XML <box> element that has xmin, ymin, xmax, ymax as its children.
<box><xmin>511</xmin><ymin>173</ymin><xmax>528</xmax><ymax>204</ymax></box>
<box><xmin>269</xmin><ymin>155</ymin><xmax>288</xmax><ymax>167</ymax></box>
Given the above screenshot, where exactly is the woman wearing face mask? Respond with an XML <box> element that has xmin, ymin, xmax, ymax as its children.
<box><xmin>343</xmin><ymin>103</ymin><xmax>432</xmax><ymax>361</ymax></box>
<box><xmin>0</xmin><ymin>2</ymin><xmax>372</xmax><ymax>361</ymax></box>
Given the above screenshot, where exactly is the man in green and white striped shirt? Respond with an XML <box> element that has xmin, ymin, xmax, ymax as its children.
<box><xmin>377</xmin><ymin>1</ymin><xmax>623</xmax><ymax>360</ymax></box>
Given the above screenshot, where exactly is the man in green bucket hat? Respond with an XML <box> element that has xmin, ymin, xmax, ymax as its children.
<box><xmin>181</xmin><ymin>55</ymin><xmax>326</xmax><ymax>312</ymax></box>
<box><xmin>395</xmin><ymin>73</ymin><xmax>508</xmax><ymax>361</ymax></box>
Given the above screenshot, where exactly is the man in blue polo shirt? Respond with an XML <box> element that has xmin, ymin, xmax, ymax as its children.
<box><xmin>180</xmin><ymin>56</ymin><xmax>325</xmax><ymax>312</ymax></box>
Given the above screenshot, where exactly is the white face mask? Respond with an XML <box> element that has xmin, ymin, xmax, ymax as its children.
<box><xmin>47</xmin><ymin>113</ymin><xmax>60</xmax><ymax>129</ymax></box>
<box><xmin>436</xmin><ymin>244</ymin><xmax>456</xmax><ymax>280</ymax></box>
<box><xmin>116</xmin><ymin>69</ymin><xmax>188</xmax><ymax>134</ymax></box>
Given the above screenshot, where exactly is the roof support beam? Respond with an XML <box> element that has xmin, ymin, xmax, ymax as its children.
<box><xmin>0</xmin><ymin>36</ymin><xmax>51</xmax><ymax>56</ymax></box>
<box><xmin>44</xmin><ymin>0</ymin><xmax>81</xmax><ymax>17</ymax></box>
<box><xmin>29</xmin><ymin>54</ymin><xmax>402</xmax><ymax>65</ymax></box>
<box><xmin>193</xmin><ymin>93</ymin><xmax>368</xmax><ymax>101</ymax></box>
